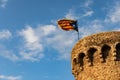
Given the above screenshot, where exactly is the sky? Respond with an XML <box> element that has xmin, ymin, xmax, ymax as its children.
<box><xmin>0</xmin><ymin>0</ymin><xmax>120</xmax><ymax>80</ymax></box>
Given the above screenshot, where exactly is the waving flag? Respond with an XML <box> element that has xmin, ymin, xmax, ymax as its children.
<box><xmin>57</xmin><ymin>19</ymin><xmax>78</xmax><ymax>32</ymax></box>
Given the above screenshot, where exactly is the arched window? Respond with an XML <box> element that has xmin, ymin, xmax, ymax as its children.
<box><xmin>101</xmin><ymin>44</ymin><xmax>111</xmax><ymax>62</ymax></box>
<box><xmin>115</xmin><ymin>43</ymin><xmax>120</xmax><ymax>61</ymax></box>
<box><xmin>73</xmin><ymin>58</ymin><xmax>77</xmax><ymax>65</ymax></box>
<box><xmin>87</xmin><ymin>48</ymin><xmax>97</xmax><ymax>66</ymax></box>
<box><xmin>78</xmin><ymin>53</ymin><xmax>85</xmax><ymax>70</ymax></box>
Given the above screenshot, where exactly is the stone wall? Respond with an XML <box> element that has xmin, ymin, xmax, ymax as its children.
<box><xmin>71</xmin><ymin>31</ymin><xmax>120</xmax><ymax>80</ymax></box>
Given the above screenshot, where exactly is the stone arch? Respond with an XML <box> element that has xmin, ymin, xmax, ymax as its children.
<box><xmin>87</xmin><ymin>48</ymin><xmax>97</xmax><ymax>66</ymax></box>
<box><xmin>115</xmin><ymin>43</ymin><xmax>120</xmax><ymax>61</ymax></box>
<box><xmin>73</xmin><ymin>58</ymin><xmax>77</xmax><ymax>66</ymax></box>
<box><xmin>100</xmin><ymin>44</ymin><xmax>111</xmax><ymax>62</ymax></box>
<box><xmin>78</xmin><ymin>52</ymin><xmax>85</xmax><ymax>70</ymax></box>
<box><xmin>72</xmin><ymin>58</ymin><xmax>77</xmax><ymax>73</ymax></box>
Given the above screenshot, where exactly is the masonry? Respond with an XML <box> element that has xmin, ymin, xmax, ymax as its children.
<box><xmin>71</xmin><ymin>31</ymin><xmax>120</xmax><ymax>80</ymax></box>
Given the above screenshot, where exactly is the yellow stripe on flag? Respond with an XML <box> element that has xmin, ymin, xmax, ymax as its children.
<box><xmin>57</xmin><ymin>19</ymin><xmax>78</xmax><ymax>31</ymax></box>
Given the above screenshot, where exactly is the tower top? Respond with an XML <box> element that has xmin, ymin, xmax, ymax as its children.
<box><xmin>71</xmin><ymin>31</ymin><xmax>120</xmax><ymax>80</ymax></box>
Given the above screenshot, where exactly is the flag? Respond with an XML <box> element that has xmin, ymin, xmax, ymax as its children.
<box><xmin>57</xmin><ymin>19</ymin><xmax>78</xmax><ymax>32</ymax></box>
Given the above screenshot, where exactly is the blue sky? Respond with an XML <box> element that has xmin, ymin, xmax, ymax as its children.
<box><xmin>0</xmin><ymin>0</ymin><xmax>120</xmax><ymax>80</ymax></box>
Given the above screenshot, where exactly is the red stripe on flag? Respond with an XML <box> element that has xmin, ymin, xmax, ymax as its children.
<box><xmin>57</xmin><ymin>19</ymin><xmax>77</xmax><ymax>31</ymax></box>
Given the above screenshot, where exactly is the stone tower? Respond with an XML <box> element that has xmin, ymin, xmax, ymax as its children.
<box><xmin>71</xmin><ymin>31</ymin><xmax>120</xmax><ymax>80</ymax></box>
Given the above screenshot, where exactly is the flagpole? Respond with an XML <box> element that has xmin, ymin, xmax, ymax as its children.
<box><xmin>77</xmin><ymin>29</ymin><xmax>79</xmax><ymax>40</ymax></box>
<box><xmin>76</xmin><ymin>20</ymin><xmax>79</xmax><ymax>40</ymax></box>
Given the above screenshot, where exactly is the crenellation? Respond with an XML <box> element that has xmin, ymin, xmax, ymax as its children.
<box><xmin>87</xmin><ymin>47</ymin><xmax>97</xmax><ymax>66</ymax></box>
<box><xmin>100</xmin><ymin>44</ymin><xmax>111</xmax><ymax>63</ymax></box>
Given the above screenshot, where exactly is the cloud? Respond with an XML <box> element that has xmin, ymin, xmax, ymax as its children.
<box><xmin>0</xmin><ymin>30</ymin><xmax>12</xmax><ymax>39</ymax></box>
<box><xmin>0</xmin><ymin>30</ymin><xmax>19</xmax><ymax>61</ymax></box>
<box><xmin>40</xmin><ymin>25</ymin><xmax>77</xmax><ymax>60</ymax></box>
<box><xmin>0</xmin><ymin>0</ymin><xmax>8</xmax><ymax>8</ymax></box>
<box><xmin>83</xmin><ymin>10</ymin><xmax>94</xmax><ymax>17</ymax></box>
<box><xmin>78</xmin><ymin>1</ymin><xmax>120</xmax><ymax>38</ymax></box>
<box><xmin>79</xmin><ymin>20</ymin><xmax>104</xmax><ymax>37</ymax></box>
<box><xmin>64</xmin><ymin>8</ymin><xmax>79</xmax><ymax>20</ymax></box>
<box><xmin>19</xmin><ymin>26</ymin><xmax>39</xmax><ymax>43</ymax></box>
<box><xmin>0</xmin><ymin>75</ymin><xmax>21</xmax><ymax>80</ymax></box>
<box><xmin>0</xmin><ymin>45</ymin><xmax>19</xmax><ymax>61</ymax></box>
<box><xmin>84</xmin><ymin>0</ymin><xmax>93</xmax><ymax>8</ymax></box>
<box><xmin>64</xmin><ymin>0</ymin><xmax>94</xmax><ymax>20</ymax></box>
<box><xmin>105</xmin><ymin>1</ymin><xmax>120</xmax><ymax>23</ymax></box>
<box><xmin>82</xmin><ymin>0</ymin><xmax>94</xmax><ymax>17</ymax></box>
<box><xmin>36</xmin><ymin>25</ymin><xmax>77</xmax><ymax>60</ymax></box>
<box><xmin>19</xmin><ymin>26</ymin><xmax>44</xmax><ymax>62</ymax></box>
<box><xmin>18</xmin><ymin>24</ymin><xmax>78</xmax><ymax>60</ymax></box>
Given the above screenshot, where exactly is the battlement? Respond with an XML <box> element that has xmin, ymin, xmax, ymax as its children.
<box><xmin>71</xmin><ymin>31</ymin><xmax>120</xmax><ymax>80</ymax></box>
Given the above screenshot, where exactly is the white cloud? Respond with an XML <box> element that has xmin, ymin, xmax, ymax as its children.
<box><xmin>1</xmin><ymin>50</ymin><xmax>19</xmax><ymax>61</ymax></box>
<box><xmin>38</xmin><ymin>24</ymin><xmax>56</xmax><ymax>36</ymax></box>
<box><xmin>81</xmin><ymin>0</ymin><xmax>94</xmax><ymax>17</ymax></box>
<box><xmin>43</xmin><ymin>27</ymin><xmax>77</xmax><ymax>60</ymax></box>
<box><xmin>105</xmin><ymin>1</ymin><xmax>120</xmax><ymax>23</ymax></box>
<box><xmin>18</xmin><ymin>24</ymin><xmax>78</xmax><ymax>60</ymax></box>
<box><xmin>0</xmin><ymin>30</ymin><xmax>12</xmax><ymax>39</ymax></box>
<box><xmin>84</xmin><ymin>0</ymin><xmax>93</xmax><ymax>8</ymax></box>
<box><xmin>83</xmin><ymin>10</ymin><xmax>94</xmax><ymax>17</ymax></box>
<box><xmin>0</xmin><ymin>30</ymin><xmax>18</xmax><ymax>61</ymax></box>
<box><xmin>79</xmin><ymin>20</ymin><xmax>104</xmax><ymax>37</ymax></box>
<box><xmin>0</xmin><ymin>0</ymin><xmax>8</xmax><ymax>8</ymax></box>
<box><xmin>0</xmin><ymin>28</ymin><xmax>43</xmax><ymax>62</ymax></box>
<box><xmin>65</xmin><ymin>9</ymin><xmax>79</xmax><ymax>20</ymax></box>
<box><xmin>0</xmin><ymin>75</ymin><xmax>21</xmax><ymax>80</ymax></box>
<box><xmin>64</xmin><ymin>0</ymin><xmax>94</xmax><ymax>20</ymax></box>
<box><xmin>0</xmin><ymin>45</ymin><xmax>19</xmax><ymax>61</ymax></box>
<box><xmin>19</xmin><ymin>26</ymin><xmax>39</xmax><ymax>43</ymax></box>
<box><xmin>19</xmin><ymin>26</ymin><xmax>44</xmax><ymax>62</ymax></box>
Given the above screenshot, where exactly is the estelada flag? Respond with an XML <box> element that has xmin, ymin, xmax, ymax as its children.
<box><xmin>57</xmin><ymin>19</ymin><xmax>78</xmax><ymax>32</ymax></box>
